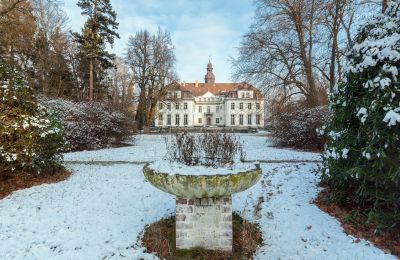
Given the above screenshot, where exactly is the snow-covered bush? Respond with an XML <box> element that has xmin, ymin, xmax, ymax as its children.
<box><xmin>272</xmin><ymin>106</ymin><xmax>330</xmax><ymax>150</ymax></box>
<box><xmin>321</xmin><ymin>2</ymin><xmax>400</xmax><ymax>233</ymax></box>
<box><xmin>0</xmin><ymin>61</ymin><xmax>67</xmax><ymax>175</ymax></box>
<box><xmin>39</xmin><ymin>97</ymin><xmax>133</xmax><ymax>151</ymax></box>
<box><xmin>164</xmin><ymin>130</ymin><xmax>245</xmax><ymax>167</ymax></box>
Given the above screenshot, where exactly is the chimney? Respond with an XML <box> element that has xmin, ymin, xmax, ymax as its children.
<box><xmin>195</xmin><ymin>80</ymin><xmax>199</xmax><ymax>88</ymax></box>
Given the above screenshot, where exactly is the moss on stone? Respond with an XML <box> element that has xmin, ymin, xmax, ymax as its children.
<box><xmin>143</xmin><ymin>163</ymin><xmax>262</xmax><ymax>198</ymax></box>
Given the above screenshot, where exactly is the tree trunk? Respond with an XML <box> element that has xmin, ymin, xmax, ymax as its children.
<box><xmin>382</xmin><ymin>0</ymin><xmax>388</xmax><ymax>13</ymax></box>
<box><xmin>329</xmin><ymin>15</ymin><xmax>339</xmax><ymax>92</ymax></box>
<box><xmin>135</xmin><ymin>86</ymin><xmax>147</xmax><ymax>130</ymax></box>
<box><xmin>89</xmin><ymin>57</ymin><xmax>94</xmax><ymax>101</ymax></box>
<box><xmin>292</xmin><ymin>0</ymin><xmax>318</xmax><ymax>107</ymax></box>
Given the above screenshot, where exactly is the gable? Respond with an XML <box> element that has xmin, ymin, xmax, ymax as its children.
<box><xmin>201</xmin><ymin>91</ymin><xmax>215</xmax><ymax>98</ymax></box>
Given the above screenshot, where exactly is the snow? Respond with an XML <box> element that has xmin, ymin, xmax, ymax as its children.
<box><xmin>148</xmin><ymin>160</ymin><xmax>256</xmax><ymax>176</ymax></box>
<box><xmin>356</xmin><ymin>107</ymin><xmax>368</xmax><ymax>123</ymax></box>
<box><xmin>0</xmin><ymin>133</ymin><xmax>395</xmax><ymax>259</ymax></box>
<box><xmin>64</xmin><ymin>133</ymin><xmax>321</xmax><ymax>163</ymax></box>
<box><xmin>383</xmin><ymin>109</ymin><xmax>400</xmax><ymax>126</ymax></box>
<box><xmin>342</xmin><ymin>148</ymin><xmax>349</xmax><ymax>159</ymax></box>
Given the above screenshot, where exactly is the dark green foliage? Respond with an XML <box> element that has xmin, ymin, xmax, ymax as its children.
<box><xmin>321</xmin><ymin>2</ymin><xmax>400</xmax><ymax>234</ymax></box>
<box><xmin>74</xmin><ymin>0</ymin><xmax>119</xmax><ymax>56</ymax></box>
<box><xmin>73</xmin><ymin>0</ymin><xmax>119</xmax><ymax>99</ymax></box>
<box><xmin>0</xmin><ymin>60</ymin><xmax>67</xmax><ymax>175</ymax></box>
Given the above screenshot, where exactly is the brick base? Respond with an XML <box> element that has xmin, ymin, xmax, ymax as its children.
<box><xmin>175</xmin><ymin>196</ymin><xmax>232</xmax><ymax>251</ymax></box>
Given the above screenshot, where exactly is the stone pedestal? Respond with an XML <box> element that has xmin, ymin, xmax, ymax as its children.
<box><xmin>175</xmin><ymin>196</ymin><xmax>232</xmax><ymax>251</ymax></box>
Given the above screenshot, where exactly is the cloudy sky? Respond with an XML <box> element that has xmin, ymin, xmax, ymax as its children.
<box><xmin>62</xmin><ymin>0</ymin><xmax>255</xmax><ymax>83</ymax></box>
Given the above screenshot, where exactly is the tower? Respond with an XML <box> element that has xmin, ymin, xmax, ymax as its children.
<box><xmin>204</xmin><ymin>58</ymin><xmax>215</xmax><ymax>84</ymax></box>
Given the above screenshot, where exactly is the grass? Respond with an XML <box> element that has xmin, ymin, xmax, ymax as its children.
<box><xmin>141</xmin><ymin>213</ymin><xmax>263</xmax><ymax>260</ymax></box>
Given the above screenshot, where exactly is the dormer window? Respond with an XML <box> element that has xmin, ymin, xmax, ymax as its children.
<box><xmin>241</xmin><ymin>93</ymin><xmax>245</xmax><ymax>98</ymax></box>
<box><xmin>246</xmin><ymin>92</ymin><xmax>250</xmax><ymax>98</ymax></box>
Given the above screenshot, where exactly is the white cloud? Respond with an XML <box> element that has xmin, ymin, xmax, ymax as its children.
<box><xmin>61</xmin><ymin>0</ymin><xmax>253</xmax><ymax>83</ymax></box>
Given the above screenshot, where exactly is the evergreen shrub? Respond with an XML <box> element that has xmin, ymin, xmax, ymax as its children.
<box><xmin>0</xmin><ymin>61</ymin><xmax>67</xmax><ymax>175</ymax></box>
<box><xmin>321</xmin><ymin>2</ymin><xmax>400</xmax><ymax>233</ymax></box>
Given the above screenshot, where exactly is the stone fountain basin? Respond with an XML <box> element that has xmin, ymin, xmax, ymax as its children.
<box><xmin>143</xmin><ymin>163</ymin><xmax>262</xmax><ymax>198</ymax></box>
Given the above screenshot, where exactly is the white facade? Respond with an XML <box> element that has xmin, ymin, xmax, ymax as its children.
<box><xmin>155</xmin><ymin>89</ymin><xmax>265</xmax><ymax>128</ymax></box>
<box><xmin>155</xmin><ymin>61</ymin><xmax>265</xmax><ymax>129</ymax></box>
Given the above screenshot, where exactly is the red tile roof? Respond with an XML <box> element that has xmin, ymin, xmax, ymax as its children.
<box><xmin>177</xmin><ymin>82</ymin><xmax>263</xmax><ymax>98</ymax></box>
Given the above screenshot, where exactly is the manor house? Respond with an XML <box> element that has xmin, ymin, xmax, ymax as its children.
<box><xmin>155</xmin><ymin>61</ymin><xmax>265</xmax><ymax>128</ymax></box>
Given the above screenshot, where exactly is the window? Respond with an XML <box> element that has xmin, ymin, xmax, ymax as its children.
<box><xmin>231</xmin><ymin>102</ymin><xmax>235</xmax><ymax>110</ymax></box>
<box><xmin>207</xmin><ymin>106</ymin><xmax>211</xmax><ymax>113</ymax></box>
<box><xmin>256</xmin><ymin>114</ymin><xmax>261</xmax><ymax>125</ymax></box>
<box><xmin>174</xmin><ymin>92</ymin><xmax>178</xmax><ymax>99</ymax></box>
<box><xmin>248</xmin><ymin>114</ymin><xmax>252</xmax><ymax>125</ymax></box>
<box><xmin>230</xmin><ymin>114</ymin><xmax>235</xmax><ymax>125</ymax></box>
<box><xmin>241</xmin><ymin>92</ymin><xmax>245</xmax><ymax>98</ymax></box>
<box><xmin>175</xmin><ymin>103</ymin><xmax>179</xmax><ymax>110</ymax></box>
<box><xmin>159</xmin><ymin>103</ymin><xmax>163</xmax><ymax>110</ymax></box>
<box><xmin>167</xmin><ymin>114</ymin><xmax>171</xmax><ymax>125</ymax></box>
<box><xmin>198</xmin><ymin>118</ymin><xmax>202</xmax><ymax>124</ymax></box>
<box><xmin>184</xmin><ymin>102</ymin><xmax>188</xmax><ymax>109</ymax></box>
<box><xmin>246</xmin><ymin>92</ymin><xmax>250</xmax><ymax>98</ymax></box>
<box><xmin>216</xmin><ymin>118</ymin><xmax>220</xmax><ymax>124</ymax></box>
<box><xmin>239</xmin><ymin>103</ymin><xmax>243</xmax><ymax>110</ymax></box>
<box><xmin>239</xmin><ymin>114</ymin><xmax>244</xmax><ymax>125</ymax></box>
<box><xmin>167</xmin><ymin>103</ymin><xmax>171</xmax><ymax>110</ymax></box>
<box><xmin>175</xmin><ymin>114</ymin><xmax>180</xmax><ymax>126</ymax></box>
<box><xmin>216</xmin><ymin>106</ymin><xmax>220</xmax><ymax>113</ymax></box>
<box><xmin>199</xmin><ymin>106</ymin><xmax>202</xmax><ymax>113</ymax></box>
<box><xmin>167</xmin><ymin>92</ymin><xmax>172</xmax><ymax>99</ymax></box>
<box><xmin>256</xmin><ymin>102</ymin><xmax>260</xmax><ymax>110</ymax></box>
<box><xmin>158</xmin><ymin>113</ymin><xmax>163</xmax><ymax>125</ymax></box>
<box><xmin>248</xmin><ymin>103</ymin><xmax>252</xmax><ymax>110</ymax></box>
<box><xmin>184</xmin><ymin>114</ymin><xmax>188</xmax><ymax>126</ymax></box>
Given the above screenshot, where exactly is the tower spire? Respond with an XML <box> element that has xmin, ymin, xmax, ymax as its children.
<box><xmin>204</xmin><ymin>58</ymin><xmax>215</xmax><ymax>84</ymax></box>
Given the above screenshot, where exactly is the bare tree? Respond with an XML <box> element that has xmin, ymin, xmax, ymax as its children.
<box><xmin>31</xmin><ymin>0</ymin><xmax>69</xmax><ymax>95</ymax></box>
<box><xmin>106</xmin><ymin>57</ymin><xmax>132</xmax><ymax>109</ymax></box>
<box><xmin>0</xmin><ymin>0</ymin><xmax>35</xmax><ymax>73</ymax></box>
<box><xmin>233</xmin><ymin>0</ymin><xmax>325</xmax><ymax>107</ymax></box>
<box><xmin>233</xmin><ymin>0</ymin><xmax>369</xmax><ymax>107</ymax></box>
<box><xmin>125</xmin><ymin>28</ymin><xmax>176</xmax><ymax>131</ymax></box>
<box><xmin>0</xmin><ymin>0</ymin><xmax>27</xmax><ymax>17</ymax></box>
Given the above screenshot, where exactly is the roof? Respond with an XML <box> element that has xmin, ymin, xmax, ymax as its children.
<box><xmin>177</xmin><ymin>82</ymin><xmax>263</xmax><ymax>98</ymax></box>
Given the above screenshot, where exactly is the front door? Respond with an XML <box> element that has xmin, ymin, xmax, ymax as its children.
<box><xmin>207</xmin><ymin>117</ymin><xmax>211</xmax><ymax>126</ymax></box>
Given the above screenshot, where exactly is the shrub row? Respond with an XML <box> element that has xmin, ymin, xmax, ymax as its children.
<box><xmin>39</xmin><ymin>97</ymin><xmax>133</xmax><ymax>151</ymax></box>
<box><xmin>271</xmin><ymin>105</ymin><xmax>330</xmax><ymax>151</ymax></box>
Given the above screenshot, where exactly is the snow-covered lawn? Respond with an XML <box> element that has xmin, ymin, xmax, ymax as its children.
<box><xmin>0</xmin><ymin>134</ymin><xmax>395</xmax><ymax>259</ymax></box>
